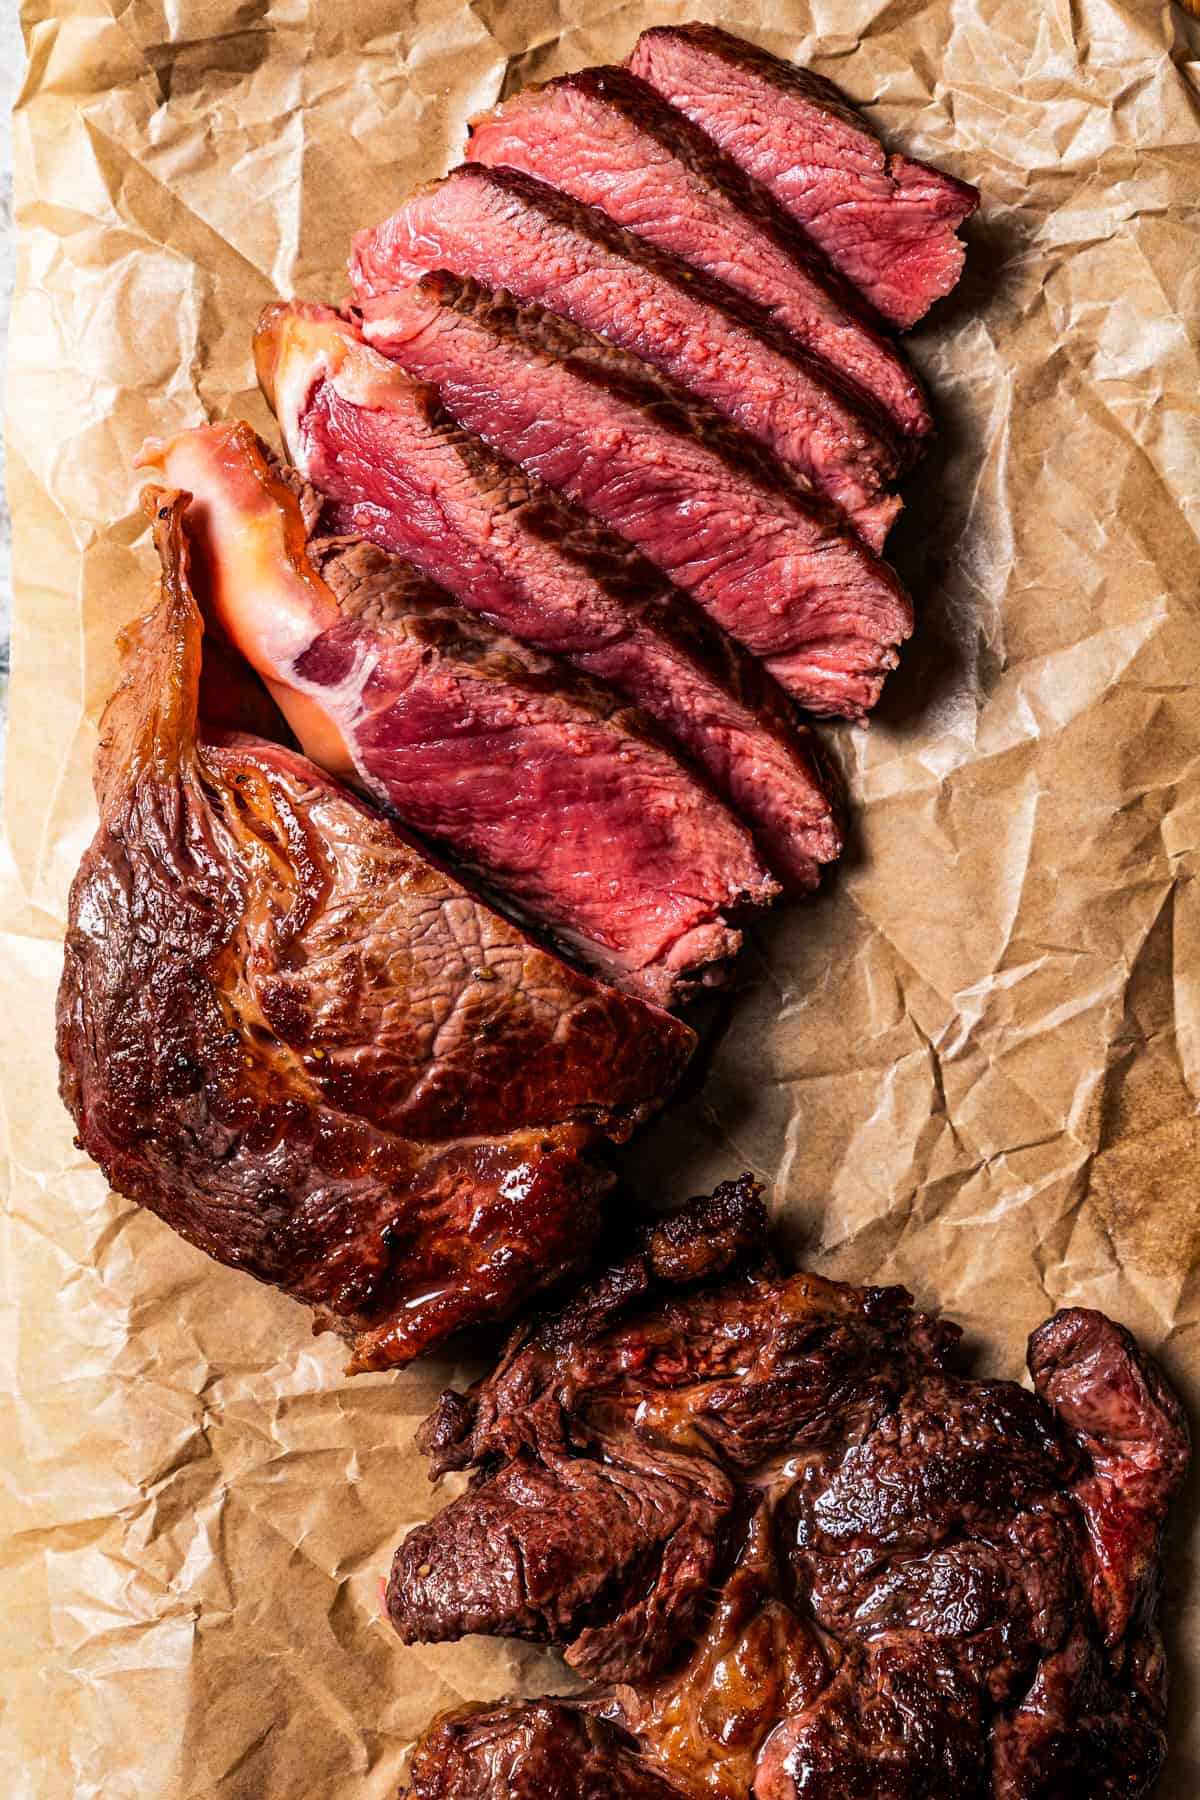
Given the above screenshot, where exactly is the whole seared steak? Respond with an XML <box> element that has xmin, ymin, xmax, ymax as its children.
<box><xmin>395</xmin><ymin>1179</ymin><xmax>1189</xmax><ymax>1797</ymax></box>
<box><xmin>56</xmin><ymin>493</ymin><xmax>694</xmax><ymax>1370</ymax></box>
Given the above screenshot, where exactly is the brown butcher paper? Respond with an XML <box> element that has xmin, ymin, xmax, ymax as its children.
<box><xmin>3</xmin><ymin>0</ymin><xmax>1200</xmax><ymax>1794</ymax></box>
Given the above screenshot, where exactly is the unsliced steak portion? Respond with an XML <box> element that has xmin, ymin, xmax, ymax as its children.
<box><xmin>56</xmin><ymin>493</ymin><xmax>695</xmax><ymax>1373</ymax></box>
<box><xmin>349</xmin><ymin>165</ymin><xmax>903</xmax><ymax>547</ymax></box>
<box><xmin>628</xmin><ymin>24</ymin><xmax>979</xmax><ymax>330</ymax></box>
<box><xmin>142</xmin><ymin>422</ymin><xmax>772</xmax><ymax>1006</ymax></box>
<box><xmin>396</xmin><ymin>1181</ymin><xmax>1188</xmax><ymax>1799</ymax></box>
<box><xmin>362</xmin><ymin>275</ymin><xmax>912</xmax><ymax>720</ymax></box>
<box><xmin>256</xmin><ymin>303</ymin><xmax>843</xmax><ymax>891</ymax></box>
<box><xmin>466</xmin><ymin>65</ymin><xmax>930</xmax><ymax>449</ymax></box>
<box><xmin>408</xmin><ymin>1704</ymin><xmax>688</xmax><ymax>1800</ymax></box>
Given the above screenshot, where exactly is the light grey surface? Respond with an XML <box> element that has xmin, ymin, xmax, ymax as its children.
<box><xmin>0</xmin><ymin>3</ymin><xmax>21</xmax><ymax>794</ymax></box>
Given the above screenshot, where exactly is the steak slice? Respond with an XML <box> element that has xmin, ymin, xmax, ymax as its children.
<box><xmin>466</xmin><ymin>65</ymin><xmax>930</xmax><ymax>450</ymax></box>
<box><xmin>628</xmin><ymin>24</ymin><xmax>979</xmax><ymax>330</ymax></box>
<box><xmin>394</xmin><ymin>1181</ymin><xmax>1188</xmax><ymax>1799</ymax></box>
<box><xmin>256</xmin><ymin>302</ymin><xmax>843</xmax><ymax>891</ymax></box>
<box><xmin>56</xmin><ymin>493</ymin><xmax>696</xmax><ymax>1372</ymax></box>
<box><xmin>142</xmin><ymin>422</ymin><xmax>774</xmax><ymax>1007</ymax></box>
<box><xmin>349</xmin><ymin>164</ymin><xmax>903</xmax><ymax>547</ymax></box>
<box><xmin>361</xmin><ymin>274</ymin><xmax>912</xmax><ymax>720</ymax></box>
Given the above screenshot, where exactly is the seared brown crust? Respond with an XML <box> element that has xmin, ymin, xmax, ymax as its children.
<box><xmin>56</xmin><ymin>492</ymin><xmax>695</xmax><ymax>1370</ymax></box>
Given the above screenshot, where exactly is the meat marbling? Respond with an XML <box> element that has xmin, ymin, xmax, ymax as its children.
<box><xmin>360</xmin><ymin>275</ymin><xmax>913</xmax><ymax>721</ymax></box>
<box><xmin>349</xmin><ymin>164</ymin><xmax>903</xmax><ymax>548</ymax></box>
<box><xmin>466</xmin><ymin>64</ymin><xmax>931</xmax><ymax>450</ymax></box>
<box><xmin>56</xmin><ymin>491</ymin><xmax>695</xmax><ymax>1372</ymax></box>
<box><xmin>140</xmin><ymin>421</ymin><xmax>776</xmax><ymax>1006</ymax></box>
<box><xmin>628</xmin><ymin>24</ymin><xmax>979</xmax><ymax>330</ymax></box>
<box><xmin>255</xmin><ymin>301</ymin><xmax>845</xmax><ymax>890</ymax></box>
<box><xmin>396</xmin><ymin>1178</ymin><xmax>1189</xmax><ymax>1798</ymax></box>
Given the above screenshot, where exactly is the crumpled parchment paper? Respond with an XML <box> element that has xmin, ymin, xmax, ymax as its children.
<box><xmin>3</xmin><ymin>1</ymin><xmax>1199</xmax><ymax>1795</ymax></box>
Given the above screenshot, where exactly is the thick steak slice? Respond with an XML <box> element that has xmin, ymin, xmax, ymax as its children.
<box><xmin>362</xmin><ymin>275</ymin><xmax>912</xmax><ymax>720</ymax></box>
<box><xmin>142</xmin><ymin>423</ymin><xmax>772</xmax><ymax>1006</ymax></box>
<box><xmin>349</xmin><ymin>165</ymin><xmax>903</xmax><ymax>547</ymax></box>
<box><xmin>628</xmin><ymin>24</ymin><xmax>979</xmax><ymax>330</ymax></box>
<box><xmin>56</xmin><ymin>493</ymin><xmax>695</xmax><ymax>1372</ymax></box>
<box><xmin>256</xmin><ymin>303</ymin><xmax>843</xmax><ymax>891</ymax></box>
<box><xmin>466</xmin><ymin>65</ymin><xmax>930</xmax><ymax>450</ymax></box>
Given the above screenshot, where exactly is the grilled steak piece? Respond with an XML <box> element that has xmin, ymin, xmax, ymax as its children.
<box><xmin>56</xmin><ymin>493</ymin><xmax>695</xmax><ymax>1372</ymax></box>
<box><xmin>628</xmin><ymin>24</ymin><xmax>979</xmax><ymax>330</ymax></box>
<box><xmin>361</xmin><ymin>277</ymin><xmax>913</xmax><ymax>720</ymax></box>
<box><xmin>142</xmin><ymin>422</ymin><xmax>774</xmax><ymax>1006</ymax></box>
<box><xmin>349</xmin><ymin>165</ymin><xmax>903</xmax><ymax>547</ymax></box>
<box><xmin>467</xmin><ymin>65</ymin><xmax>930</xmax><ymax>450</ymax></box>
<box><xmin>408</xmin><ymin>1704</ymin><xmax>688</xmax><ymax>1800</ymax></box>
<box><xmin>396</xmin><ymin>1180</ymin><xmax>1188</xmax><ymax>1798</ymax></box>
<box><xmin>256</xmin><ymin>303</ymin><xmax>844</xmax><ymax>892</ymax></box>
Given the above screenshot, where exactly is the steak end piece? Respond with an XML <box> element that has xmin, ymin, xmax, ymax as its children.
<box><xmin>56</xmin><ymin>491</ymin><xmax>695</xmax><ymax>1371</ymax></box>
<box><xmin>628</xmin><ymin>23</ymin><xmax>979</xmax><ymax>330</ymax></box>
<box><xmin>466</xmin><ymin>63</ymin><xmax>931</xmax><ymax>449</ymax></box>
<box><xmin>394</xmin><ymin>1181</ymin><xmax>1189</xmax><ymax>1798</ymax></box>
<box><xmin>407</xmin><ymin>1703</ymin><xmax>687</xmax><ymax>1799</ymax></box>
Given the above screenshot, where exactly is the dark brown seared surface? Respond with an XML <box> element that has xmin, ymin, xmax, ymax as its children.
<box><xmin>628</xmin><ymin>24</ymin><xmax>979</xmax><ymax>331</ymax></box>
<box><xmin>360</xmin><ymin>275</ymin><xmax>912</xmax><ymax>722</ymax></box>
<box><xmin>409</xmin><ymin>1704</ymin><xmax>688</xmax><ymax>1799</ymax></box>
<box><xmin>466</xmin><ymin>64</ymin><xmax>931</xmax><ymax>448</ymax></box>
<box><xmin>398</xmin><ymin>1180</ymin><xmax>1188</xmax><ymax>1798</ymax></box>
<box><xmin>56</xmin><ymin>493</ymin><xmax>695</xmax><ymax>1372</ymax></box>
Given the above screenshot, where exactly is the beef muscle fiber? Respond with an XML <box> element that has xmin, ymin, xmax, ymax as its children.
<box><xmin>467</xmin><ymin>64</ymin><xmax>931</xmax><ymax>450</ymax></box>
<box><xmin>56</xmin><ymin>492</ymin><xmax>695</xmax><ymax>1372</ymax></box>
<box><xmin>362</xmin><ymin>274</ymin><xmax>912</xmax><ymax>721</ymax></box>
<box><xmin>140</xmin><ymin>422</ymin><xmax>774</xmax><ymax>1007</ymax></box>
<box><xmin>349</xmin><ymin>164</ymin><xmax>903</xmax><ymax>548</ymax></box>
<box><xmin>255</xmin><ymin>301</ymin><xmax>844</xmax><ymax>891</ymax></box>
<box><xmin>629</xmin><ymin>24</ymin><xmax>979</xmax><ymax>330</ymax></box>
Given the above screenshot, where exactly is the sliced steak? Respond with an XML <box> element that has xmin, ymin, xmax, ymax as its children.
<box><xmin>466</xmin><ymin>65</ymin><xmax>930</xmax><ymax>449</ymax></box>
<box><xmin>395</xmin><ymin>1181</ymin><xmax>1189</xmax><ymax>1799</ymax></box>
<box><xmin>349</xmin><ymin>164</ymin><xmax>903</xmax><ymax>547</ymax></box>
<box><xmin>256</xmin><ymin>302</ymin><xmax>843</xmax><ymax>891</ymax></box>
<box><xmin>362</xmin><ymin>275</ymin><xmax>912</xmax><ymax>720</ymax></box>
<box><xmin>56</xmin><ymin>493</ymin><xmax>696</xmax><ymax>1372</ymax></box>
<box><xmin>142</xmin><ymin>421</ymin><xmax>774</xmax><ymax>1006</ymax></box>
<box><xmin>628</xmin><ymin>24</ymin><xmax>979</xmax><ymax>329</ymax></box>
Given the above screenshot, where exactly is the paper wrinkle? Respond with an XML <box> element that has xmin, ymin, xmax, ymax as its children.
<box><xmin>4</xmin><ymin>2</ymin><xmax>1200</xmax><ymax>1795</ymax></box>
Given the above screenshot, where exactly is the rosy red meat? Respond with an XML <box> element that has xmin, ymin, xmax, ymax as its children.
<box><xmin>349</xmin><ymin>165</ymin><xmax>902</xmax><ymax>548</ymax></box>
<box><xmin>466</xmin><ymin>65</ymin><xmax>930</xmax><ymax>448</ymax></box>
<box><xmin>628</xmin><ymin>24</ymin><xmax>979</xmax><ymax>330</ymax></box>
<box><xmin>142</xmin><ymin>421</ymin><xmax>774</xmax><ymax>1006</ymax></box>
<box><xmin>56</xmin><ymin>492</ymin><xmax>696</xmax><ymax>1372</ymax></box>
<box><xmin>362</xmin><ymin>275</ymin><xmax>912</xmax><ymax>721</ymax></box>
<box><xmin>255</xmin><ymin>302</ymin><xmax>844</xmax><ymax>891</ymax></box>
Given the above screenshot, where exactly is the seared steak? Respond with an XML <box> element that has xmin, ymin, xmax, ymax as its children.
<box><xmin>408</xmin><ymin>1705</ymin><xmax>687</xmax><ymax>1800</ymax></box>
<box><xmin>349</xmin><ymin>164</ymin><xmax>903</xmax><ymax>547</ymax></box>
<box><xmin>256</xmin><ymin>303</ymin><xmax>844</xmax><ymax>891</ymax></box>
<box><xmin>362</xmin><ymin>274</ymin><xmax>912</xmax><ymax>720</ymax></box>
<box><xmin>466</xmin><ymin>65</ymin><xmax>931</xmax><ymax>449</ymax></box>
<box><xmin>628</xmin><ymin>24</ymin><xmax>979</xmax><ymax>330</ymax></box>
<box><xmin>56</xmin><ymin>493</ymin><xmax>695</xmax><ymax>1371</ymax></box>
<box><xmin>141</xmin><ymin>422</ymin><xmax>775</xmax><ymax>1006</ymax></box>
<box><xmin>397</xmin><ymin>1180</ymin><xmax>1188</xmax><ymax>1797</ymax></box>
